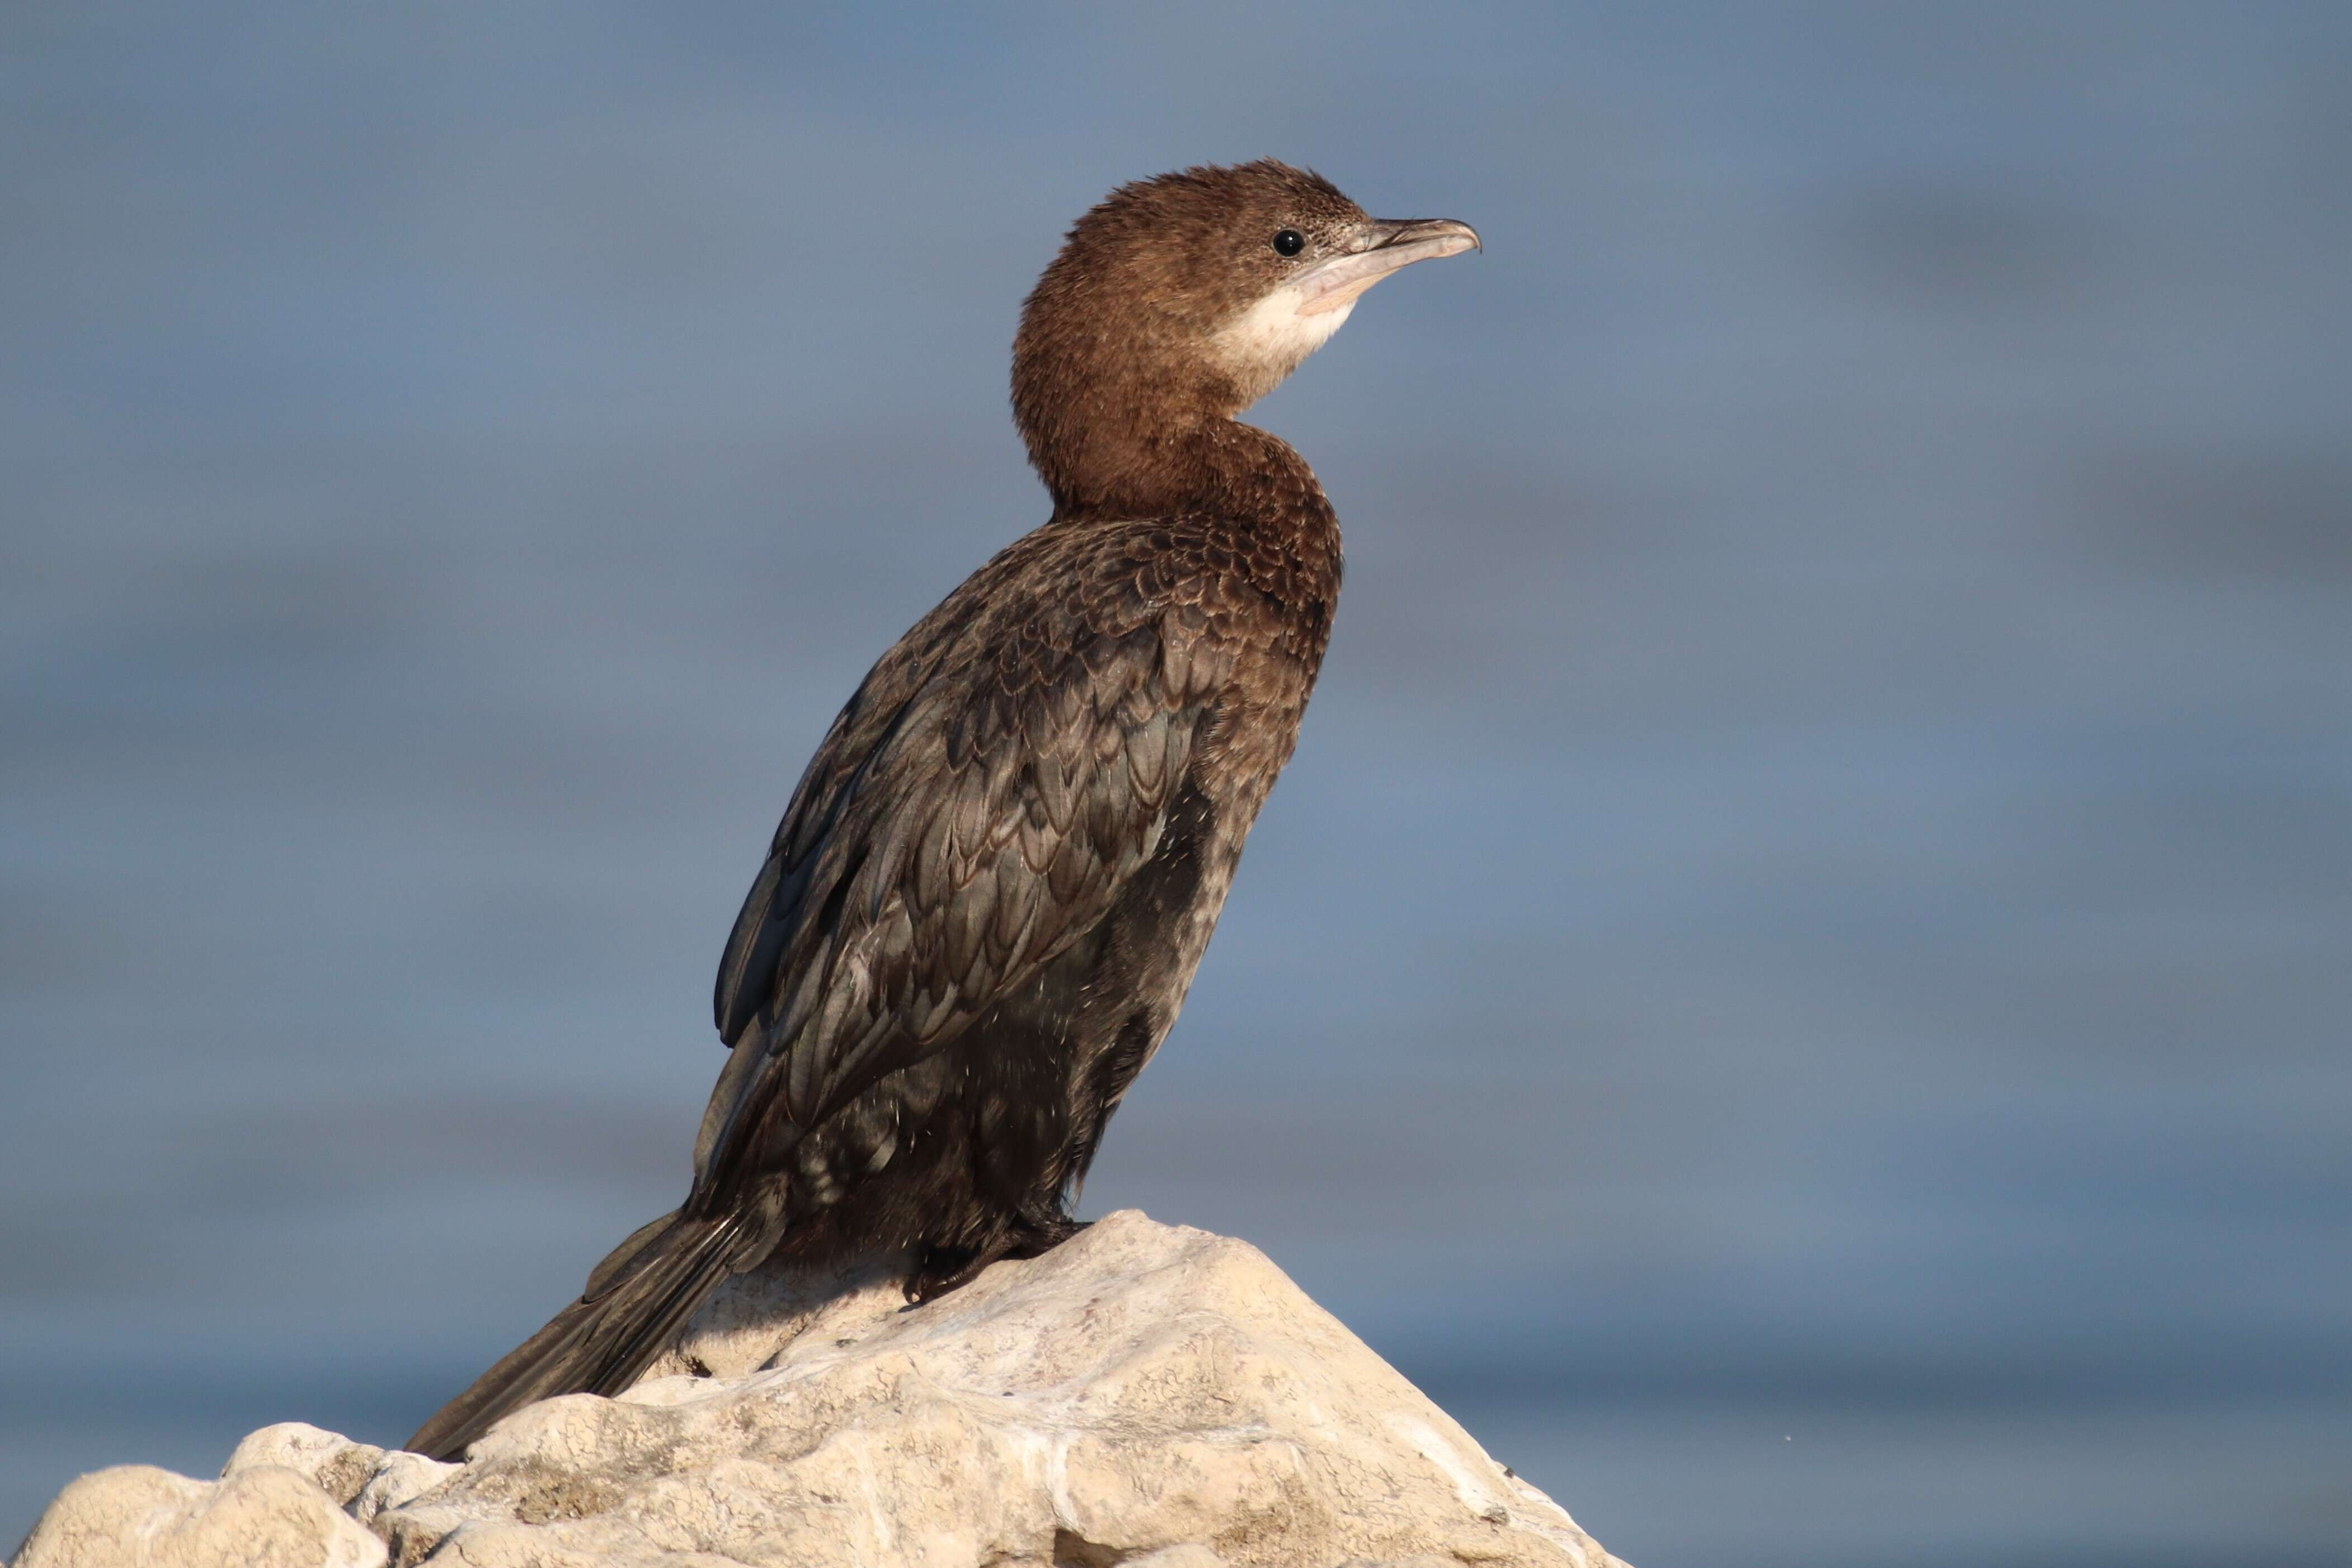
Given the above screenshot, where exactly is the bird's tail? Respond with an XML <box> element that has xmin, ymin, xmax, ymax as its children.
<box><xmin>407</xmin><ymin>1207</ymin><xmax>753</xmax><ymax>1461</ymax></box>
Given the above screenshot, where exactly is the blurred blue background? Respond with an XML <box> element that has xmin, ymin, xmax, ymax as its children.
<box><xmin>4</xmin><ymin>3</ymin><xmax>2349</xmax><ymax>1562</ymax></box>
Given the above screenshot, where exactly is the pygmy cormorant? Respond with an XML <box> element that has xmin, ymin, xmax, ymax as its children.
<box><xmin>411</xmin><ymin>161</ymin><xmax>1477</xmax><ymax>1461</ymax></box>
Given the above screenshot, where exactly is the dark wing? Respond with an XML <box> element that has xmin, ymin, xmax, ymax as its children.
<box><xmin>700</xmin><ymin>521</ymin><xmax>1227</xmax><ymax>1194</ymax></box>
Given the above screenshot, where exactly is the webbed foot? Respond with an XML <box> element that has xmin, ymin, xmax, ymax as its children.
<box><xmin>904</xmin><ymin>1211</ymin><xmax>1091</xmax><ymax>1303</ymax></box>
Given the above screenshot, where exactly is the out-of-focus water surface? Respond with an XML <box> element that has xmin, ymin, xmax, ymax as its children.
<box><xmin>4</xmin><ymin>4</ymin><xmax>2349</xmax><ymax>1562</ymax></box>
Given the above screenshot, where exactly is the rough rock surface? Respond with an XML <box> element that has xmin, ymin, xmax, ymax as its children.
<box><xmin>13</xmin><ymin>1212</ymin><xmax>1628</xmax><ymax>1568</ymax></box>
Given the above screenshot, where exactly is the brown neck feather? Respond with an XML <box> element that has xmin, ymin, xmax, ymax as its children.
<box><xmin>1036</xmin><ymin>415</ymin><xmax>1328</xmax><ymax>526</ymax></box>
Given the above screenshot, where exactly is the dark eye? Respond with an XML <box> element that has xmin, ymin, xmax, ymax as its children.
<box><xmin>1272</xmin><ymin>229</ymin><xmax>1306</xmax><ymax>257</ymax></box>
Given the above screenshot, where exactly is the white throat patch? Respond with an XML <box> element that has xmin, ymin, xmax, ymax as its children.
<box><xmin>1211</xmin><ymin>284</ymin><xmax>1355</xmax><ymax>406</ymax></box>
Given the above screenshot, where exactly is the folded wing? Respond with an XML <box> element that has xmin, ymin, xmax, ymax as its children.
<box><xmin>702</xmin><ymin>525</ymin><xmax>1228</xmax><ymax>1203</ymax></box>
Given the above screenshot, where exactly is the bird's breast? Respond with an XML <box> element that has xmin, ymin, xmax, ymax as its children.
<box><xmin>1160</xmin><ymin>520</ymin><xmax>1338</xmax><ymax>834</ymax></box>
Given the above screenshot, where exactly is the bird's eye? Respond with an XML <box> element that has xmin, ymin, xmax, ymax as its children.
<box><xmin>1272</xmin><ymin>229</ymin><xmax>1306</xmax><ymax>257</ymax></box>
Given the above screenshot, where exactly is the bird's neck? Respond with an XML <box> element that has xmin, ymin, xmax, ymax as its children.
<box><xmin>1041</xmin><ymin>417</ymin><xmax>1332</xmax><ymax>529</ymax></box>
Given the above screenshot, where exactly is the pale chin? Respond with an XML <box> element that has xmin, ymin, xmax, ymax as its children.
<box><xmin>1212</xmin><ymin>284</ymin><xmax>1358</xmax><ymax>401</ymax></box>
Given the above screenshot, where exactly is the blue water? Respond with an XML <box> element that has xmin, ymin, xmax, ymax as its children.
<box><xmin>5</xmin><ymin>5</ymin><xmax>2349</xmax><ymax>1562</ymax></box>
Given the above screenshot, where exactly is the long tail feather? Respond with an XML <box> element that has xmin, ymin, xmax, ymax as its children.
<box><xmin>408</xmin><ymin>1209</ymin><xmax>749</xmax><ymax>1462</ymax></box>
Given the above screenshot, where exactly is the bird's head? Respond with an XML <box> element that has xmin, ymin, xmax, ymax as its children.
<box><xmin>1013</xmin><ymin>160</ymin><xmax>1478</xmax><ymax>515</ymax></box>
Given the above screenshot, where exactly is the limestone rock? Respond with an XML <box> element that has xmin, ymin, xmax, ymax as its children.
<box><xmin>13</xmin><ymin>1463</ymin><xmax>385</xmax><ymax>1568</ymax></box>
<box><xmin>12</xmin><ymin>1213</ymin><xmax>1629</xmax><ymax>1568</ymax></box>
<box><xmin>222</xmin><ymin>1425</ymin><xmax>389</xmax><ymax>1509</ymax></box>
<box><xmin>648</xmin><ymin>1244</ymin><xmax>919</xmax><ymax>1383</ymax></box>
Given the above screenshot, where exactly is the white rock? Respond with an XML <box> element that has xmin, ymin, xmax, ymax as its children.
<box><xmin>348</xmin><ymin>1453</ymin><xmax>463</xmax><ymax>1528</ymax></box>
<box><xmin>222</xmin><ymin>1424</ymin><xmax>387</xmax><ymax>1508</ymax></box>
<box><xmin>647</xmin><ymin>1245</ymin><xmax>918</xmax><ymax>1383</ymax></box>
<box><xmin>12</xmin><ymin>1213</ymin><xmax>1629</xmax><ymax>1568</ymax></box>
<box><xmin>13</xmin><ymin>1463</ymin><xmax>385</xmax><ymax>1568</ymax></box>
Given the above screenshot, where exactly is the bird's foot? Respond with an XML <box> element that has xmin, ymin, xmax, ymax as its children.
<box><xmin>904</xmin><ymin>1212</ymin><xmax>1090</xmax><ymax>1303</ymax></box>
<box><xmin>904</xmin><ymin>1242</ymin><xmax>1006</xmax><ymax>1303</ymax></box>
<box><xmin>1005</xmin><ymin>1210</ymin><xmax>1090</xmax><ymax>1258</ymax></box>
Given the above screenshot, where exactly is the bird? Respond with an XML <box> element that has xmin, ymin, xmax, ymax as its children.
<box><xmin>408</xmin><ymin>160</ymin><xmax>1477</xmax><ymax>1461</ymax></box>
